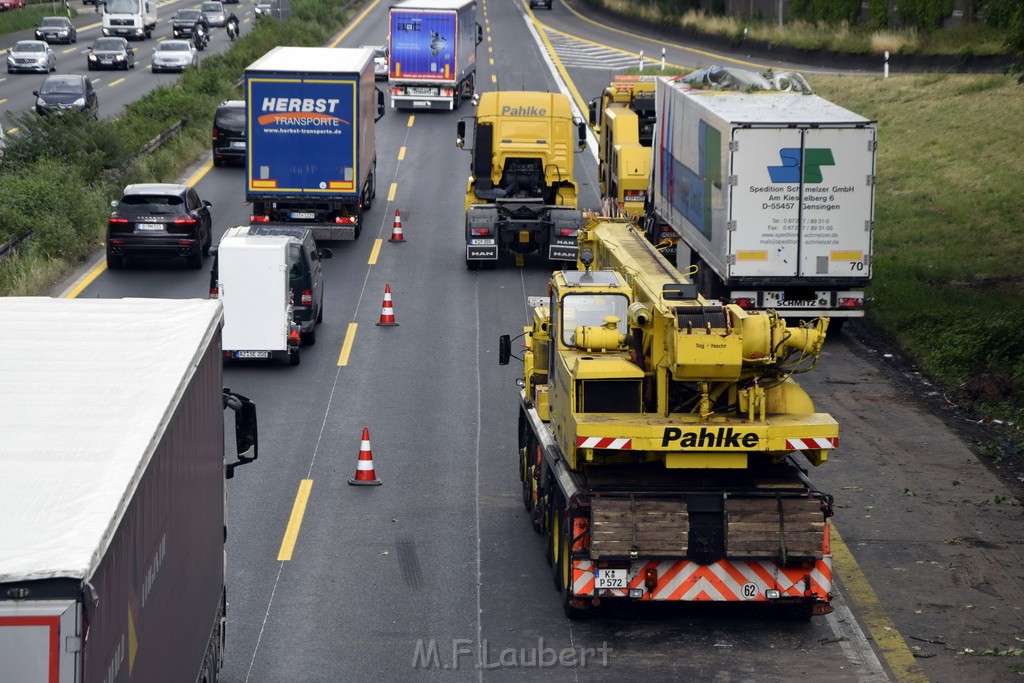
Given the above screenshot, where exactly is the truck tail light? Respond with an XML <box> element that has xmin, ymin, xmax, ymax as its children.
<box><xmin>623</xmin><ymin>190</ymin><xmax>645</xmax><ymax>200</ymax></box>
<box><xmin>731</xmin><ymin>297</ymin><xmax>755</xmax><ymax>309</ymax></box>
<box><xmin>557</xmin><ymin>228</ymin><xmax>577</xmax><ymax>238</ymax></box>
<box><xmin>643</xmin><ymin>567</ymin><xmax>658</xmax><ymax>590</ymax></box>
<box><xmin>442</xmin><ymin>88</ymin><xmax>454</xmax><ymax>97</ymax></box>
<box><xmin>300</xmin><ymin>289</ymin><xmax>312</xmax><ymax>306</ymax></box>
<box><xmin>391</xmin><ymin>86</ymin><xmax>405</xmax><ymax>95</ymax></box>
<box><xmin>335</xmin><ymin>216</ymin><xmax>356</xmax><ymax>224</ymax></box>
<box><xmin>470</xmin><ymin>227</ymin><xmax>491</xmax><ymax>237</ymax></box>
<box><xmin>209</xmin><ymin>287</ymin><xmax>218</xmax><ymax>299</ymax></box>
<box><xmin>837</xmin><ymin>296</ymin><xmax>863</xmax><ymax>308</ymax></box>
<box><xmin>250</xmin><ymin>215</ymin><xmax>270</xmax><ymax>223</ymax></box>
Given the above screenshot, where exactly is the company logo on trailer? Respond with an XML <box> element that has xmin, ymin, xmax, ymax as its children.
<box><xmin>767</xmin><ymin>148</ymin><xmax>835</xmax><ymax>183</ymax></box>
<box><xmin>257</xmin><ymin>97</ymin><xmax>350</xmax><ymax>127</ymax></box>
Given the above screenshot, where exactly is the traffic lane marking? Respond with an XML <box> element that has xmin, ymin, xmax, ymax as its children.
<box><xmin>398</xmin><ymin>145</ymin><xmax>405</xmax><ymax>160</ymax></box>
<box><xmin>108</xmin><ymin>77</ymin><xmax>126</xmax><ymax>87</ymax></box>
<box><xmin>328</xmin><ymin>0</ymin><xmax>381</xmax><ymax>48</ymax></box>
<box><xmin>278</xmin><ymin>479</ymin><xmax>313</xmax><ymax>561</ymax></box>
<box><xmin>368</xmin><ymin>238</ymin><xmax>382</xmax><ymax>265</ymax></box>
<box><xmin>387</xmin><ymin>182</ymin><xmax>397</xmax><ymax>202</ymax></box>
<box><xmin>337</xmin><ymin>322</ymin><xmax>358</xmax><ymax>366</ymax></box>
<box><xmin>554</xmin><ymin>0</ymin><xmax>767</xmax><ymax>70</ymax></box>
<box><xmin>831</xmin><ymin>525</ymin><xmax>927</xmax><ymax>682</ymax></box>
<box><xmin>407</xmin><ymin>115</ymin><xmax>414</xmax><ymax>127</ymax></box>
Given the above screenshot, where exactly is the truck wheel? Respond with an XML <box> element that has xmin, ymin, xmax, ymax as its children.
<box><xmin>519</xmin><ymin>448</ymin><xmax>532</xmax><ymax>512</ymax></box>
<box><xmin>301</xmin><ymin>326</ymin><xmax>316</xmax><ymax>346</ymax></box>
<box><xmin>549</xmin><ymin>502</ymin><xmax>562</xmax><ymax>583</ymax></box>
<box><xmin>362</xmin><ymin>174</ymin><xmax>373</xmax><ymax>211</ymax></box>
<box><xmin>289</xmin><ymin>347</ymin><xmax>301</xmax><ymax>366</ymax></box>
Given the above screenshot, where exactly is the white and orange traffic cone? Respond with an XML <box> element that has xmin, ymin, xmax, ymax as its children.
<box><xmin>389</xmin><ymin>209</ymin><xmax>406</xmax><ymax>242</ymax></box>
<box><xmin>376</xmin><ymin>284</ymin><xmax>399</xmax><ymax>326</ymax></box>
<box><xmin>348</xmin><ymin>427</ymin><xmax>382</xmax><ymax>486</ymax></box>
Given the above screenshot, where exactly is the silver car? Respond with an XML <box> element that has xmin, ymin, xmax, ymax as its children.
<box><xmin>7</xmin><ymin>40</ymin><xmax>56</xmax><ymax>74</ymax></box>
<box><xmin>200</xmin><ymin>1</ymin><xmax>227</xmax><ymax>27</ymax></box>
<box><xmin>151</xmin><ymin>40</ymin><xmax>198</xmax><ymax>73</ymax></box>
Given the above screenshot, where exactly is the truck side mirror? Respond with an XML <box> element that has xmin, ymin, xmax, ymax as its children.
<box><xmin>588</xmin><ymin>97</ymin><xmax>598</xmax><ymax>126</ymax></box>
<box><xmin>499</xmin><ymin>335</ymin><xmax>511</xmax><ymax>366</ymax></box>
<box><xmin>576</xmin><ymin>120</ymin><xmax>587</xmax><ymax>151</ymax></box>
<box><xmin>476</xmin><ymin>23</ymin><xmax>483</xmax><ymax>45</ymax></box>
<box><xmin>456</xmin><ymin>120</ymin><xmax>466</xmax><ymax>148</ymax></box>
<box><xmin>375</xmin><ymin>88</ymin><xmax>385</xmax><ymax>121</ymax></box>
<box><xmin>223</xmin><ymin>389</ymin><xmax>259</xmax><ymax>479</ymax></box>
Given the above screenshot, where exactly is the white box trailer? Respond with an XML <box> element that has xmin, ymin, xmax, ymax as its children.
<box><xmin>216</xmin><ymin>226</ymin><xmax>301</xmax><ymax>365</ymax></box>
<box><xmin>651</xmin><ymin>80</ymin><xmax>876</xmax><ymax>325</ymax></box>
<box><xmin>0</xmin><ymin>297</ymin><xmax>258</xmax><ymax>683</ymax></box>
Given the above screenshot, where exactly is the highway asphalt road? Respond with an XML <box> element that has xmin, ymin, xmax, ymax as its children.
<box><xmin>51</xmin><ymin>0</ymin><xmax>1024</xmax><ymax>680</ymax></box>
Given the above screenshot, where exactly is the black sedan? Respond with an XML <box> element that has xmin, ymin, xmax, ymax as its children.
<box><xmin>35</xmin><ymin>16</ymin><xmax>77</xmax><ymax>44</ymax></box>
<box><xmin>87</xmin><ymin>37</ymin><xmax>136</xmax><ymax>71</ymax></box>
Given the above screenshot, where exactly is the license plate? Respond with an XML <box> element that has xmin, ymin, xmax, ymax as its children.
<box><xmin>233</xmin><ymin>350</ymin><xmax>270</xmax><ymax>359</ymax></box>
<box><xmin>290</xmin><ymin>211</ymin><xmax>315</xmax><ymax>220</ymax></box>
<box><xmin>468</xmin><ymin>239</ymin><xmax>495</xmax><ymax>245</ymax></box>
<box><xmin>409</xmin><ymin>87</ymin><xmax>435</xmax><ymax>95</ymax></box>
<box><xmin>230</xmin><ymin>141</ymin><xmax>245</xmax><ymax>148</ymax></box>
<box><xmin>136</xmin><ymin>223</ymin><xmax>164</xmax><ymax>231</ymax></box>
<box><xmin>594</xmin><ymin>569</ymin><xmax>628</xmax><ymax>589</ymax></box>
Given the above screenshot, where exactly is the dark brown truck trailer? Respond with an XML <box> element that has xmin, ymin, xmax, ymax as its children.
<box><xmin>0</xmin><ymin>298</ymin><xmax>257</xmax><ymax>683</ymax></box>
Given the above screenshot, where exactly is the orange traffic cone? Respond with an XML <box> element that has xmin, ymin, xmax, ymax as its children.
<box><xmin>348</xmin><ymin>427</ymin><xmax>382</xmax><ymax>486</ymax></box>
<box><xmin>376</xmin><ymin>284</ymin><xmax>399</xmax><ymax>326</ymax></box>
<box><xmin>389</xmin><ymin>209</ymin><xmax>406</xmax><ymax>242</ymax></box>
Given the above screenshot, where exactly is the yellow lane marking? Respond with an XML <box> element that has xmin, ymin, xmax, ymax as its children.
<box><xmin>108</xmin><ymin>77</ymin><xmax>126</xmax><ymax>87</ymax></box>
<box><xmin>514</xmin><ymin>253</ymin><xmax>524</xmax><ymax>267</ymax></box>
<box><xmin>491</xmin><ymin>74</ymin><xmax>496</xmax><ymax>83</ymax></box>
<box><xmin>64</xmin><ymin>266</ymin><xmax>104</xmax><ymax>298</ymax></box>
<box><xmin>554</xmin><ymin>0</ymin><xmax>766</xmax><ymax>69</ymax></box>
<box><xmin>368</xmin><ymin>238</ymin><xmax>382</xmax><ymax>265</ymax></box>
<box><xmin>62</xmin><ymin>47</ymin><xmax>76</xmax><ymax>54</ymax></box>
<box><xmin>487</xmin><ymin>35</ymin><xmax>491</xmax><ymax>42</ymax></box>
<box><xmin>329</xmin><ymin>0</ymin><xmax>381</xmax><ymax>47</ymax></box>
<box><xmin>277</xmin><ymin>479</ymin><xmax>313</xmax><ymax>561</ymax></box>
<box><xmin>831</xmin><ymin>526</ymin><xmax>927</xmax><ymax>682</ymax></box>
<box><xmin>0</xmin><ymin>99</ymin><xmax>7</xmax><ymax>105</ymax></box>
<box><xmin>398</xmin><ymin>146</ymin><xmax>406</xmax><ymax>160</ymax></box>
<box><xmin>337</xmin><ymin>323</ymin><xmax>358</xmax><ymax>366</ymax></box>
<box><xmin>187</xmin><ymin>160</ymin><xmax>212</xmax><ymax>186</ymax></box>
<box><xmin>489</xmin><ymin>58</ymin><xmax>493</xmax><ymax>66</ymax></box>
<box><xmin>488</xmin><ymin>46</ymin><xmax>492</xmax><ymax>53</ymax></box>
<box><xmin>388</xmin><ymin>182</ymin><xmax>397</xmax><ymax>202</ymax></box>
<box><xmin>407</xmin><ymin>115</ymin><xmax>414</xmax><ymax>127</ymax></box>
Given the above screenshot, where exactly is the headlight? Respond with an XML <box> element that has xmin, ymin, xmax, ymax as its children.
<box><xmin>73</xmin><ymin>98</ymin><xmax>86</xmax><ymax>107</ymax></box>
<box><xmin>88</xmin><ymin>54</ymin><xmax>97</xmax><ymax>61</ymax></box>
<box><xmin>115</xmin><ymin>55</ymin><xmax>124</xmax><ymax>60</ymax></box>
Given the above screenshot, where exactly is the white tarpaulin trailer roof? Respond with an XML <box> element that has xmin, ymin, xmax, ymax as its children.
<box><xmin>0</xmin><ymin>298</ymin><xmax>222</xmax><ymax>583</ymax></box>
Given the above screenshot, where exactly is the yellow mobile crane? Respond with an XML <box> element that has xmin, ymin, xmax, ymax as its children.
<box><xmin>500</xmin><ymin>218</ymin><xmax>838</xmax><ymax>618</ymax></box>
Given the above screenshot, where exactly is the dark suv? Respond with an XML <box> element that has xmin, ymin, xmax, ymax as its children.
<box><xmin>107</xmin><ymin>183</ymin><xmax>213</xmax><ymax>269</ymax></box>
<box><xmin>212</xmin><ymin>99</ymin><xmax>245</xmax><ymax>167</ymax></box>
<box><xmin>209</xmin><ymin>226</ymin><xmax>331</xmax><ymax>343</ymax></box>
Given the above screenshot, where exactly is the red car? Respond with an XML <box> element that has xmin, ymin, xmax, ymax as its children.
<box><xmin>0</xmin><ymin>0</ymin><xmax>27</xmax><ymax>10</ymax></box>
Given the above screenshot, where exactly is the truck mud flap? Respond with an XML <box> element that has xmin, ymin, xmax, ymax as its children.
<box><xmin>467</xmin><ymin>245</ymin><xmax>498</xmax><ymax>260</ymax></box>
<box><xmin>549</xmin><ymin>207</ymin><xmax>581</xmax><ymax>261</ymax></box>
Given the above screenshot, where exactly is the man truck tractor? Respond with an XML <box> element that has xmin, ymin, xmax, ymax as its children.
<box><xmin>456</xmin><ymin>90</ymin><xmax>587</xmax><ymax>270</ymax></box>
<box><xmin>500</xmin><ymin>218</ymin><xmax>838</xmax><ymax>619</ymax></box>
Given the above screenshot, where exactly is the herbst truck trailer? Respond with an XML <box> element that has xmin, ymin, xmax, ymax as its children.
<box><xmin>500</xmin><ymin>218</ymin><xmax>838</xmax><ymax>618</ymax></box>
<box><xmin>0</xmin><ymin>298</ymin><xmax>258</xmax><ymax>682</ymax></box>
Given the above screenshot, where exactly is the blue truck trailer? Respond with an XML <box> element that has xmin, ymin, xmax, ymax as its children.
<box><xmin>388</xmin><ymin>0</ymin><xmax>482</xmax><ymax>111</ymax></box>
<box><xmin>245</xmin><ymin>47</ymin><xmax>385</xmax><ymax>241</ymax></box>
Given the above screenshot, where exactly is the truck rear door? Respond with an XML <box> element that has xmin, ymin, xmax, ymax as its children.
<box><xmin>729</xmin><ymin>126</ymin><xmax>874</xmax><ymax>280</ymax></box>
<box><xmin>0</xmin><ymin>600</ymin><xmax>81</xmax><ymax>683</ymax></box>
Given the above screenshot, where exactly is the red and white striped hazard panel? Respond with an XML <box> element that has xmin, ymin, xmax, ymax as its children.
<box><xmin>786</xmin><ymin>437</ymin><xmax>838</xmax><ymax>450</ymax></box>
<box><xmin>576</xmin><ymin>437</ymin><xmax>632</xmax><ymax>450</ymax></box>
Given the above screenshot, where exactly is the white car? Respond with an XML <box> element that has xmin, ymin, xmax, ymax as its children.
<box><xmin>152</xmin><ymin>40</ymin><xmax>198</xmax><ymax>73</ymax></box>
<box><xmin>7</xmin><ymin>40</ymin><xmax>56</xmax><ymax>74</ymax></box>
<box><xmin>365</xmin><ymin>45</ymin><xmax>388</xmax><ymax>81</ymax></box>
